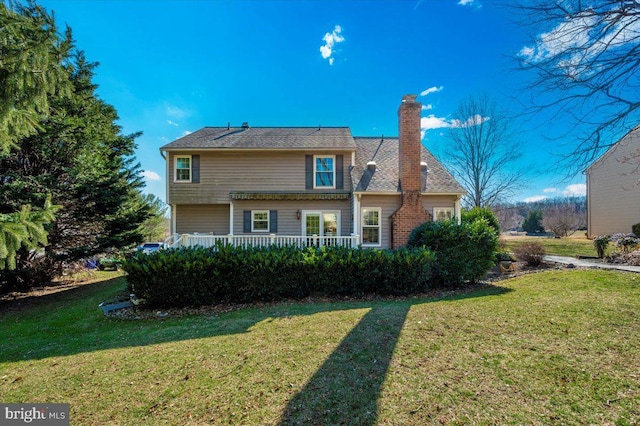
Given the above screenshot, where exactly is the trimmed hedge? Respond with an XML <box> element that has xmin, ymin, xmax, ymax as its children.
<box><xmin>123</xmin><ymin>244</ymin><xmax>436</xmax><ymax>308</ymax></box>
<box><xmin>407</xmin><ymin>219</ymin><xmax>499</xmax><ymax>286</ymax></box>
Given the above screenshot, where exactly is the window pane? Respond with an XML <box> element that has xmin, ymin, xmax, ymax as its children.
<box><xmin>315</xmin><ymin>157</ymin><xmax>334</xmax><ymax>187</ymax></box>
<box><xmin>306</xmin><ymin>215</ymin><xmax>320</xmax><ymax>235</ymax></box>
<box><xmin>362</xmin><ymin>228</ymin><xmax>380</xmax><ymax>244</ymax></box>
<box><xmin>176</xmin><ymin>158</ymin><xmax>190</xmax><ymax>169</ymax></box>
<box><xmin>253</xmin><ymin>211</ymin><xmax>269</xmax><ymax>231</ymax></box>
<box><xmin>435</xmin><ymin>209</ymin><xmax>453</xmax><ymax>222</ymax></box>
<box><xmin>323</xmin><ymin>213</ymin><xmax>337</xmax><ymax>236</ymax></box>
<box><xmin>363</xmin><ymin>209</ymin><xmax>379</xmax><ymax>226</ymax></box>
<box><xmin>176</xmin><ymin>169</ymin><xmax>190</xmax><ymax>181</ymax></box>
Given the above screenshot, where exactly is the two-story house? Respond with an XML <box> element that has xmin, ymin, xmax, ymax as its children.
<box><xmin>160</xmin><ymin>95</ymin><xmax>465</xmax><ymax>249</ymax></box>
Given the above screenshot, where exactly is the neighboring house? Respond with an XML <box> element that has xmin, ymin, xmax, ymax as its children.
<box><xmin>585</xmin><ymin>124</ymin><xmax>640</xmax><ymax>237</ymax></box>
<box><xmin>160</xmin><ymin>95</ymin><xmax>465</xmax><ymax>249</ymax></box>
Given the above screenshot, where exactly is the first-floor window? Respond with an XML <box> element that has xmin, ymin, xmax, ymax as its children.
<box><xmin>433</xmin><ymin>207</ymin><xmax>454</xmax><ymax>222</ymax></box>
<box><xmin>362</xmin><ymin>208</ymin><xmax>381</xmax><ymax>246</ymax></box>
<box><xmin>252</xmin><ymin>210</ymin><xmax>269</xmax><ymax>232</ymax></box>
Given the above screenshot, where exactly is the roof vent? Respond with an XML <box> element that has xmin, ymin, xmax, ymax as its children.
<box><xmin>241</xmin><ymin>122</ymin><xmax>249</xmax><ymax>128</ymax></box>
<box><xmin>420</xmin><ymin>161</ymin><xmax>428</xmax><ymax>170</ymax></box>
<box><xmin>367</xmin><ymin>161</ymin><xmax>377</xmax><ymax>171</ymax></box>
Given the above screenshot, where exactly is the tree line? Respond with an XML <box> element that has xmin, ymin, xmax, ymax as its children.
<box><xmin>491</xmin><ymin>197</ymin><xmax>586</xmax><ymax>237</ymax></box>
<box><xmin>0</xmin><ymin>2</ymin><xmax>165</xmax><ymax>292</ymax></box>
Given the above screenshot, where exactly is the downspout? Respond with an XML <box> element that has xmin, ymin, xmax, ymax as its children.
<box><xmin>229</xmin><ymin>201</ymin><xmax>234</xmax><ymax>235</ymax></box>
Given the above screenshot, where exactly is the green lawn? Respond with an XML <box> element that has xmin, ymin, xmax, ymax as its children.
<box><xmin>1</xmin><ymin>270</ymin><xmax>639</xmax><ymax>425</ymax></box>
<box><xmin>501</xmin><ymin>235</ymin><xmax>597</xmax><ymax>257</ymax></box>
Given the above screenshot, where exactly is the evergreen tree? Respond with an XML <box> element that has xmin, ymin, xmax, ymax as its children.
<box><xmin>522</xmin><ymin>210</ymin><xmax>544</xmax><ymax>234</ymax></box>
<box><xmin>1</xmin><ymin>3</ymin><xmax>150</xmax><ymax>289</ymax></box>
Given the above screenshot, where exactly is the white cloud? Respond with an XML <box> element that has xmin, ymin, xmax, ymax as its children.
<box><xmin>166</xmin><ymin>105</ymin><xmax>186</xmax><ymax>119</ymax></box>
<box><xmin>422</xmin><ymin>104</ymin><xmax>434</xmax><ymax>111</ymax></box>
<box><xmin>320</xmin><ymin>25</ymin><xmax>345</xmax><ymax>65</ymax></box>
<box><xmin>141</xmin><ymin>170</ymin><xmax>161</xmax><ymax>182</ymax></box>
<box><xmin>519</xmin><ymin>10</ymin><xmax>640</xmax><ymax>78</ymax></box>
<box><xmin>458</xmin><ymin>0</ymin><xmax>474</xmax><ymax>5</ymax></box>
<box><xmin>420</xmin><ymin>86</ymin><xmax>443</xmax><ymax>97</ymax></box>
<box><xmin>421</xmin><ymin>115</ymin><xmax>452</xmax><ymax>131</ymax></box>
<box><xmin>543</xmin><ymin>187</ymin><xmax>559</xmax><ymax>193</ymax></box>
<box><xmin>167</xmin><ymin>120</ymin><xmax>179</xmax><ymax>127</ymax></box>
<box><xmin>182</xmin><ymin>130</ymin><xmax>192</xmax><ymax>136</ymax></box>
<box><xmin>524</xmin><ymin>195</ymin><xmax>548</xmax><ymax>203</ymax></box>
<box><xmin>450</xmin><ymin>114</ymin><xmax>490</xmax><ymax>128</ymax></box>
<box><xmin>563</xmin><ymin>183</ymin><xmax>586</xmax><ymax>197</ymax></box>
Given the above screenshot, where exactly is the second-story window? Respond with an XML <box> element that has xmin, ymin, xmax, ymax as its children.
<box><xmin>314</xmin><ymin>155</ymin><xmax>335</xmax><ymax>188</ymax></box>
<box><xmin>175</xmin><ymin>155</ymin><xmax>192</xmax><ymax>182</ymax></box>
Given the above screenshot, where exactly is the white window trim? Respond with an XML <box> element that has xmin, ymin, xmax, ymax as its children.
<box><xmin>174</xmin><ymin>155</ymin><xmax>192</xmax><ymax>183</ymax></box>
<box><xmin>301</xmin><ymin>210</ymin><xmax>341</xmax><ymax>236</ymax></box>
<box><xmin>433</xmin><ymin>207</ymin><xmax>455</xmax><ymax>222</ymax></box>
<box><xmin>251</xmin><ymin>210</ymin><xmax>270</xmax><ymax>233</ymax></box>
<box><xmin>313</xmin><ymin>155</ymin><xmax>336</xmax><ymax>189</ymax></box>
<box><xmin>361</xmin><ymin>207</ymin><xmax>382</xmax><ymax>247</ymax></box>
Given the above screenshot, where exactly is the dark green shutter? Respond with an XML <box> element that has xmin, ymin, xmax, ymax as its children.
<box><xmin>243</xmin><ymin>211</ymin><xmax>251</xmax><ymax>233</ymax></box>
<box><xmin>336</xmin><ymin>155</ymin><xmax>343</xmax><ymax>189</ymax></box>
<box><xmin>192</xmin><ymin>155</ymin><xmax>200</xmax><ymax>183</ymax></box>
<box><xmin>305</xmin><ymin>155</ymin><xmax>313</xmax><ymax>189</ymax></box>
<box><xmin>269</xmin><ymin>210</ymin><xmax>278</xmax><ymax>233</ymax></box>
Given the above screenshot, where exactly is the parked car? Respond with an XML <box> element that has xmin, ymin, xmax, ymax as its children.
<box><xmin>138</xmin><ymin>242</ymin><xmax>164</xmax><ymax>254</ymax></box>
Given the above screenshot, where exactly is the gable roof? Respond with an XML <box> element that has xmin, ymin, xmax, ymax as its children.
<box><xmin>160</xmin><ymin>126</ymin><xmax>356</xmax><ymax>150</ymax></box>
<box><xmin>351</xmin><ymin>137</ymin><xmax>466</xmax><ymax>194</ymax></box>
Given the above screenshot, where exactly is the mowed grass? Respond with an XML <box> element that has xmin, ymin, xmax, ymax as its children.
<box><xmin>1</xmin><ymin>270</ymin><xmax>639</xmax><ymax>425</ymax></box>
<box><xmin>501</xmin><ymin>234</ymin><xmax>597</xmax><ymax>257</ymax></box>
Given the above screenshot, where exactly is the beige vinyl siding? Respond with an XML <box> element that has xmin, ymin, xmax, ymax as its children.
<box><xmin>168</xmin><ymin>151</ymin><xmax>353</xmax><ymax>204</ymax></box>
<box><xmin>175</xmin><ymin>204</ymin><xmax>230</xmax><ymax>234</ymax></box>
<box><xmin>360</xmin><ymin>195</ymin><xmax>401</xmax><ymax>249</ymax></box>
<box><xmin>233</xmin><ymin>200</ymin><xmax>351</xmax><ymax>236</ymax></box>
<box><xmin>587</xmin><ymin>133</ymin><xmax>640</xmax><ymax>237</ymax></box>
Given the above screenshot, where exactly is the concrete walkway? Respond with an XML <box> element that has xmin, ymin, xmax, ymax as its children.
<box><xmin>544</xmin><ymin>255</ymin><xmax>640</xmax><ymax>273</ymax></box>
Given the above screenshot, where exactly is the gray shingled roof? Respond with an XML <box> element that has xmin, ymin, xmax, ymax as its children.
<box><xmin>352</xmin><ymin>137</ymin><xmax>466</xmax><ymax>194</ymax></box>
<box><xmin>160</xmin><ymin>127</ymin><xmax>356</xmax><ymax>150</ymax></box>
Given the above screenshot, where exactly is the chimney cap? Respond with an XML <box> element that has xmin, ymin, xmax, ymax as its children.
<box><xmin>367</xmin><ymin>161</ymin><xmax>377</xmax><ymax>170</ymax></box>
<box><xmin>402</xmin><ymin>94</ymin><xmax>418</xmax><ymax>103</ymax></box>
<box><xmin>420</xmin><ymin>161</ymin><xmax>428</xmax><ymax>169</ymax></box>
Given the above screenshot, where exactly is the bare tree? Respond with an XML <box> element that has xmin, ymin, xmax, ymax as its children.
<box><xmin>514</xmin><ymin>0</ymin><xmax>640</xmax><ymax>172</ymax></box>
<box><xmin>542</xmin><ymin>200</ymin><xmax>586</xmax><ymax>237</ymax></box>
<box><xmin>446</xmin><ymin>94</ymin><xmax>526</xmax><ymax>208</ymax></box>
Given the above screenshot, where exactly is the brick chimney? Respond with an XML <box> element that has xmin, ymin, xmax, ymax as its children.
<box><xmin>390</xmin><ymin>94</ymin><xmax>430</xmax><ymax>248</ymax></box>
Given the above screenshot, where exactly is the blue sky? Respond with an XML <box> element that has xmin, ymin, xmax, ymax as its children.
<box><xmin>38</xmin><ymin>0</ymin><xmax>591</xmax><ymax>204</ymax></box>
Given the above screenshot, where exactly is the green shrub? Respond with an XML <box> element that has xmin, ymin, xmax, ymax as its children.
<box><xmin>593</xmin><ymin>235</ymin><xmax>609</xmax><ymax>259</ymax></box>
<box><xmin>522</xmin><ymin>210</ymin><xmax>544</xmax><ymax>234</ymax></box>
<box><xmin>462</xmin><ymin>207</ymin><xmax>500</xmax><ymax>234</ymax></box>
<box><xmin>632</xmin><ymin>223</ymin><xmax>640</xmax><ymax>237</ymax></box>
<box><xmin>123</xmin><ymin>243</ymin><xmax>436</xmax><ymax>308</ymax></box>
<box><xmin>407</xmin><ymin>219</ymin><xmax>499</xmax><ymax>286</ymax></box>
<box><xmin>512</xmin><ymin>242</ymin><xmax>546</xmax><ymax>266</ymax></box>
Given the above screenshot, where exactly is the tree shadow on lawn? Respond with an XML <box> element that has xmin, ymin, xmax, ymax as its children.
<box><xmin>0</xmin><ymin>278</ymin><xmax>511</xmax><ymax>380</ymax></box>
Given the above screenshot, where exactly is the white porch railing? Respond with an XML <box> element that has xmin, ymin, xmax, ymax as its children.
<box><xmin>167</xmin><ymin>233</ymin><xmax>360</xmax><ymax>249</ymax></box>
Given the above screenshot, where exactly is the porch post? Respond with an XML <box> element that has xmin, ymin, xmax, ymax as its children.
<box><xmin>229</xmin><ymin>201</ymin><xmax>234</xmax><ymax>234</ymax></box>
<box><xmin>455</xmin><ymin>196</ymin><xmax>462</xmax><ymax>225</ymax></box>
